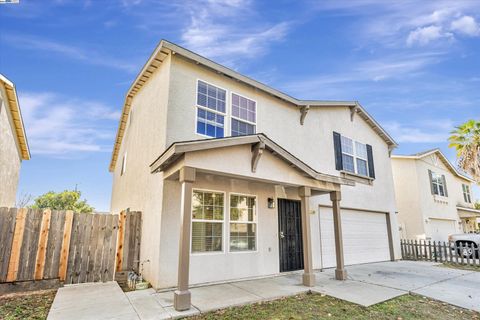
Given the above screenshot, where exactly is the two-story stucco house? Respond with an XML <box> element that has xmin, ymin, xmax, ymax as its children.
<box><xmin>109</xmin><ymin>40</ymin><xmax>401</xmax><ymax>311</ymax></box>
<box><xmin>392</xmin><ymin>149</ymin><xmax>479</xmax><ymax>242</ymax></box>
<box><xmin>0</xmin><ymin>74</ymin><xmax>30</xmax><ymax>207</ymax></box>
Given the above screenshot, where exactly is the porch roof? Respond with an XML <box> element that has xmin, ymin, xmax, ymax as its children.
<box><xmin>150</xmin><ymin>133</ymin><xmax>354</xmax><ymax>188</ymax></box>
<box><xmin>457</xmin><ymin>206</ymin><xmax>480</xmax><ymax>218</ymax></box>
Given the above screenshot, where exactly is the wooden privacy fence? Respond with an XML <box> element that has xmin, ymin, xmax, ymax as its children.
<box><xmin>0</xmin><ymin>208</ymin><xmax>141</xmax><ymax>291</ymax></box>
<box><xmin>401</xmin><ymin>239</ymin><xmax>479</xmax><ymax>267</ymax></box>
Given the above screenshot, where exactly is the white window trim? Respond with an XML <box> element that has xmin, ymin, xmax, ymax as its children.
<box><xmin>190</xmin><ymin>188</ymin><xmax>226</xmax><ymax>255</ymax></box>
<box><xmin>463</xmin><ymin>184</ymin><xmax>472</xmax><ymax>203</ymax></box>
<box><xmin>227</xmin><ymin>192</ymin><xmax>258</xmax><ymax>254</ymax></box>
<box><xmin>195</xmin><ymin>79</ymin><xmax>228</xmax><ymax>139</ymax></box>
<box><xmin>231</xmin><ymin>91</ymin><xmax>258</xmax><ymax>130</ymax></box>
<box><xmin>341</xmin><ymin>136</ymin><xmax>369</xmax><ymax>177</ymax></box>
<box><xmin>431</xmin><ymin>172</ymin><xmax>446</xmax><ymax>197</ymax></box>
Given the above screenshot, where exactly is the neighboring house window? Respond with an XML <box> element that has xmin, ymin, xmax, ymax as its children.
<box><xmin>121</xmin><ymin>152</ymin><xmax>127</xmax><ymax>176</ymax></box>
<box><xmin>335</xmin><ymin>133</ymin><xmax>374</xmax><ymax>178</ymax></box>
<box><xmin>229</xmin><ymin>194</ymin><xmax>257</xmax><ymax>251</ymax></box>
<box><xmin>463</xmin><ymin>184</ymin><xmax>472</xmax><ymax>203</ymax></box>
<box><xmin>196</xmin><ymin>80</ymin><xmax>226</xmax><ymax>138</ymax></box>
<box><xmin>428</xmin><ymin>170</ymin><xmax>448</xmax><ymax>197</ymax></box>
<box><xmin>191</xmin><ymin>190</ymin><xmax>224</xmax><ymax>252</ymax></box>
<box><xmin>231</xmin><ymin>93</ymin><xmax>256</xmax><ymax>136</ymax></box>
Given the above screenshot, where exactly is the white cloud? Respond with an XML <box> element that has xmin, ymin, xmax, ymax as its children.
<box><xmin>406</xmin><ymin>25</ymin><xmax>453</xmax><ymax>46</ymax></box>
<box><xmin>384</xmin><ymin>121</ymin><xmax>450</xmax><ymax>143</ymax></box>
<box><xmin>451</xmin><ymin>15</ymin><xmax>480</xmax><ymax>36</ymax></box>
<box><xmin>19</xmin><ymin>92</ymin><xmax>119</xmax><ymax>156</ymax></box>
<box><xmin>2</xmin><ymin>34</ymin><xmax>138</xmax><ymax>73</ymax></box>
<box><xmin>179</xmin><ymin>0</ymin><xmax>290</xmax><ymax>65</ymax></box>
<box><xmin>313</xmin><ymin>1</ymin><xmax>480</xmax><ymax>48</ymax></box>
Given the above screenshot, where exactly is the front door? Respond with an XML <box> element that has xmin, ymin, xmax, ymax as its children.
<box><xmin>278</xmin><ymin>199</ymin><xmax>304</xmax><ymax>272</ymax></box>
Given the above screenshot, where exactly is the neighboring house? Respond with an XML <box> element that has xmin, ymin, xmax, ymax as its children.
<box><xmin>109</xmin><ymin>40</ymin><xmax>401</xmax><ymax>310</ymax></box>
<box><xmin>0</xmin><ymin>74</ymin><xmax>30</xmax><ymax>207</ymax></box>
<box><xmin>392</xmin><ymin>149</ymin><xmax>480</xmax><ymax>242</ymax></box>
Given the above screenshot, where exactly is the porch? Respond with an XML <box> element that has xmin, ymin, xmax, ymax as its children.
<box><xmin>149</xmin><ymin>134</ymin><xmax>355</xmax><ymax>311</ymax></box>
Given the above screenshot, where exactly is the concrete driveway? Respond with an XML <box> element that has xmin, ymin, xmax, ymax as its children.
<box><xmin>48</xmin><ymin>261</ymin><xmax>479</xmax><ymax>319</ymax></box>
<box><xmin>328</xmin><ymin>261</ymin><xmax>479</xmax><ymax>312</ymax></box>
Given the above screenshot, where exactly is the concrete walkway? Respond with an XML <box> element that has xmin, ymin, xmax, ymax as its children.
<box><xmin>48</xmin><ymin>261</ymin><xmax>480</xmax><ymax>319</ymax></box>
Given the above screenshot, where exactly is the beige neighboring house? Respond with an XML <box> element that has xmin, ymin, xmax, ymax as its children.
<box><xmin>0</xmin><ymin>74</ymin><xmax>30</xmax><ymax>207</ymax></box>
<box><xmin>392</xmin><ymin>149</ymin><xmax>479</xmax><ymax>242</ymax></box>
<box><xmin>109</xmin><ymin>40</ymin><xmax>401</xmax><ymax>310</ymax></box>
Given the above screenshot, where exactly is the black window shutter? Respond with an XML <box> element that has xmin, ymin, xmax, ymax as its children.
<box><xmin>333</xmin><ymin>132</ymin><xmax>343</xmax><ymax>171</ymax></box>
<box><xmin>366</xmin><ymin>144</ymin><xmax>375</xmax><ymax>179</ymax></box>
<box><xmin>428</xmin><ymin>170</ymin><xmax>434</xmax><ymax>195</ymax></box>
<box><xmin>442</xmin><ymin>174</ymin><xmax>448</xmax><ymax>197</ymax></box>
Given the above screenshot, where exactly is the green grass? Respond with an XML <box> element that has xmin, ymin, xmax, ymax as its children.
<box><xmin>0</xmin><ymin>290</ymin><xmax>56</xmax><ymax>320</ymax></box>
<box><xmin>191</xmin><ymin>292</ymin><xmax>479</xmax><ymax>320</ymax></box>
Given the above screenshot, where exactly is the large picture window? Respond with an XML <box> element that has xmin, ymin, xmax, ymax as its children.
<box><xmin>196</xmin><ymin>81</ymin><xmax>226</xmax><ymax>138</ymax></box>
<box><xmin>229</xmin><ymin>194</ymin><xmax>257</xmax><ymax>251</ymax></box>
<box><xmin>231</xmin><ymin>93</ymin><xmax>256</xmax><ymax>136</ymax></box>
<box><xmin>191</xmin><ymin>190</ymin><xmax>224</xmax><ymax>252</ymax></box>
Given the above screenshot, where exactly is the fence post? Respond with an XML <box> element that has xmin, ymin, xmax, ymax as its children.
<box><xmin>6</xmin><ymin>208</ymin><xmax>27</xmax><ymax>282</ymax></box>
<box><xmin>115</xmin><ymin>210</ymin><xmax>127</xmax><ymax>272</ymax></box>
<box><xmin>58</xmin><ymin>210</ymin><xmax>74</xmax><ymax>282</ymax></box>
<box><xmin>433</xmin><ymin>241</ymin><xmax>438</xmax><ymax>262</ymax></box>
<box><xmin>459</xmin><ymin>243</ymin><xmax>464</xmax><ymax>265</ymax></box>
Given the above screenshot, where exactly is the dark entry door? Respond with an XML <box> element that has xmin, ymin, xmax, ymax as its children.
<box><xmin>278</xmin><ymin>199</ymin><xmax>304</xmax><ymax>272</ymax></box>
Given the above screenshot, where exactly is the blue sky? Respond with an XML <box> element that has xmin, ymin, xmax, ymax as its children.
<box><xmin>1</xmin><ymin>0</ymin><xmax>479</xmax><ymax>211</ymax></box>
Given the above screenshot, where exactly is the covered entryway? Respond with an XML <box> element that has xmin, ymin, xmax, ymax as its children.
<box><xmin>319</xmin><ymin>208</ymin><xmax>391</xmax><ymax>268</ymax></box>
<box><xmin>278</xmin><ymin>199</ymin><xmax>303</xmax><ymax>272</ymax></box>
<box><xmin>428</xmin><ymin>218</ymin><xmax>457</xmax><ymax>242</ymax></box>
<box><xmin>149</xmin><ymin>134</ymin><xmax>355</xmax><ymax>311</ymax></box>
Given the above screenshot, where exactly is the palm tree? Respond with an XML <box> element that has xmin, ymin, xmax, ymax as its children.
<box><xmin>448</xmin><ymin>119</ymin><xmax>480</xmax><ymax>183</ymax></box>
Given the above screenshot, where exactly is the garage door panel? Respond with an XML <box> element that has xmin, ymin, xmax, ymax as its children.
<box><xmin>428</xmin><ymin>219</ymin><xmax>456</xmax><ymax>242</ymax></box>
<box><xmin>319</xmin><ymin>208</ymin><xmax>390</xmax><ymax>268</ymax></box>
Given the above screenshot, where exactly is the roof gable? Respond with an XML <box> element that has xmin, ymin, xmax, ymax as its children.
<box><xmin>109</xmin><ymin>40</ymin><xmax>397</xmax><ymax>172</ymax></box>
<box><xmin>392</xmin><ymin>149</ymin><xmax>473</xmax><ymax>182</ymax></box>
<box><xmin>150</xmin><ymin>133</ymin><xmax>354</xmax><ymax>187</ymax></box>
<box><xmin>0</xmin><ymin>74</ymin><xmax>30</xmax><ymax>160</ymax></box>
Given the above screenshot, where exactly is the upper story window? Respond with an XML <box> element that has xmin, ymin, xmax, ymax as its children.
<box><xmin>462</xmin><ymin>184</ymin><xmax>472</xmax><ymax>203</ymax></box>
<box><xmin>231</xmin><ymin>93</ymin><xmax>256</xmax><ymax>136</ymax></box>
<box><xmin>337</xmin><ymin>134</ymin><xmax>372</xmax><ymax>177</ymax></box>
<box><xmin>196</xmin><ymin>80</ymin><xmax>226</xmax><ymax>138</ymax></box>
<box><xmin>428</xmin><ymin>170</ymin><xmax>448</xmax><ymax>197</ymax></box>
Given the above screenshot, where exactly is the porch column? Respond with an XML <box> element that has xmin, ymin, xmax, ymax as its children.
<box><xmin>299</xmin><ymin>187</ymin><xmax>315</xmax><ymax>286</ymax></box>
<box><xmin>330</xmin><ymin>191</ymin><xmax>347</xmax><ymax>280</ymax></box>
<box><xmin>174</xmin><ymin>167</ymin><xmax>196</xmax><ymax>311</ymax></box>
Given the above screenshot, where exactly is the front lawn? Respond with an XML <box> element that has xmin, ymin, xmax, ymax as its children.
<box><xmin>0</xmin><ymin>290</ymin><xmax>56</xmax><ymax>320</ymax></box>
<box><xmin>192</xmin><ymin>292</ymin><xmax>479</xmax><ymax>320</ymax></box>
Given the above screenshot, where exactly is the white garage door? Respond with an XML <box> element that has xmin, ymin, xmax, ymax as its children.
<box><xmin>428</xmin><ymin>219</ymin><xmax>456</xmax><ymax>242</ymax></box>
<box><xmin>319</xmin><ymin>208</ymin><xmax>391</xmax><ymax>268</ymax></box>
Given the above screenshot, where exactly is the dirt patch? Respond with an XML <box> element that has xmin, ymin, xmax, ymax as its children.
<box><xmin>0</xmin><ymin>289</ymin><xmax>57</xmax><ymax>320</ymax></box>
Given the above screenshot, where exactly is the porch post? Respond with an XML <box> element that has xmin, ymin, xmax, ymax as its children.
<box><xmin>330</xmin><ymin>190</ymin><xmax>347</xmax><ymax>280</ymax></box>
<box><xmin>174</xmin><ymin>167</ymin><xmax>196</xmax><ymax>311</ymax></box>
<box><xmin>299</xmin><ymin>186</ymin><xmax>315</xmax><ymax>286</ymax></box>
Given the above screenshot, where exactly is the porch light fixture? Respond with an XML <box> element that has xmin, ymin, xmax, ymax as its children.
<box><xmin>267</xmin><ymin>198</ymin><xmax>275</xmax><ymax>209</ymax></box>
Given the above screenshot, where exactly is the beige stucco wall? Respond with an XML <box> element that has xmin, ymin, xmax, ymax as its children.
<box><xmin>392</xmin><ymin>154</ymin><xmax>474</xmax><ymax>240</ymax></box>
<box><xmin>111</xmin><ymin>52</ymin><xmax>401</xmax><ymax>288</ymax></box>
<box><xmin>0</xmin><ymin>91</ymin><xmax>22</xmax><ymax>207</ymax></box>
<box><xmin>166</xmin><ymin>54</ymin><xmax>400</xmax><ymax>247</ymax></box>
<box><xmin>110</xmin><ymin>55</ymin><xmax>172</xmax><ymax>286</ymax></box>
